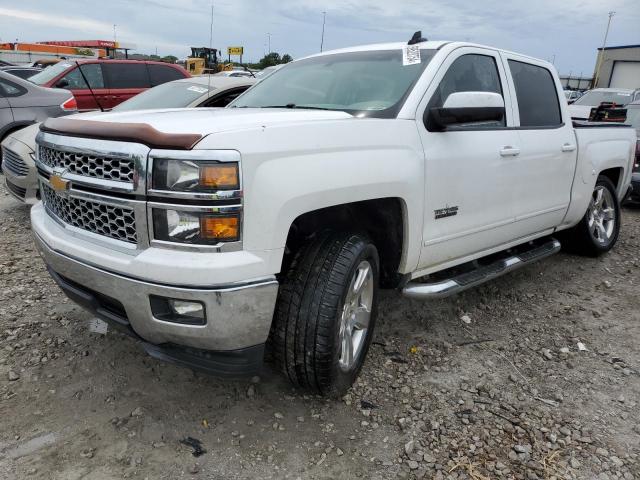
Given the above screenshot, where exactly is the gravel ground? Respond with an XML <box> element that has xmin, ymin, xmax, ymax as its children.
<box><xmin>0</xmin><ymin>179</ymin><xmax>639</xmax><ymax>480</ymax></box>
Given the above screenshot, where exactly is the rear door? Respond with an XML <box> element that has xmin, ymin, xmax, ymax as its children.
<box><xmin>415</xmin><ymin>47</ymin><xmax>521</xmax><ymax>269</ymax></box>
<box><xmin>103</xmin><ymin>63</ymin><xmax>151</xmax><ymax>107</ymax></box>
<box><xmin>0</xmin><ymin>79</ymin><xmax>16</xmax><ymax>133</ymax></box>
<box><xmin>500</xmin><ymin>54</ymin><xmax>577</xmax><ymax>236</ymax></box>
<box><xmin>148</xmin><ymin>64</ymin><xmax>187</xmax><ymax>87</ymax></box>
<box><xmin>58</xmin><ymin>63</ymin><xmax>107</xmax><ymax>111</ymax></box>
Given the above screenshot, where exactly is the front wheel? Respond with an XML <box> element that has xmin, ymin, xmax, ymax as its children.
<box><xmin>561</xmin><ymin>175</ymin><xmax>621</xmax><ymax>256</ymax></box>
<box><xmin>270</xmin><ymin>231</ymin><xmax>379</xmax><ymax>397</ymax></box>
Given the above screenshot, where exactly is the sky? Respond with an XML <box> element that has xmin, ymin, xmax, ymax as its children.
<box><xmin>0</xmin><ymin>0</ymin><xmax>638</xmax><ymax>76</ymax></box>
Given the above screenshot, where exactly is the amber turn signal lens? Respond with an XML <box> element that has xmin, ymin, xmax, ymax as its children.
<box><xmin>200</xmin><ymin>215</ymin><xmax>240</xmax><ymax>241</ymax></box>
<box><xmin>199</xmin><ymin>164</ymin><xmax>239</xmax><ymax>189</ymax></box>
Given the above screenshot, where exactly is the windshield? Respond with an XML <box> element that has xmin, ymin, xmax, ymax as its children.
<box><xmin>28</xmin><ymin>62</ymin><xmax>73</xmax><ymax>86</ymax></box>
<box><xmin>229</xmin><ymin>49</ymin><xmax>435</xmax><ymax>118</ymax></box>
<box><xmin>574</xmin><ymin>90</ymin><xmax>633</xmax><ymax>106</ymax></box>
<box><xmin>113</xmin><ymin>81</ymin><xmax>211</xmax><ymax>111</ymax></box>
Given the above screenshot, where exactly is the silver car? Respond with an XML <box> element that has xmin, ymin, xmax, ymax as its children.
<box><xmin>0</xmin><ymin>70</ymin><xmax>75</xmax><ymax>144</ymax></box>
<box><xmin>2</xmin><ymin>76</ymin><xmax>255</xmax><ymax>203</ymax></box>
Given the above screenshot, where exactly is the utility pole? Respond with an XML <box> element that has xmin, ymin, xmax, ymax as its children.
<box><xmin>551</xmin><ymin>54</ymin><xmax>556</xmax><ymax>65</ymax></box>
<box><xmin>267</xmin><ymin>33</ymin><xmax>271</xmax><ymax>54</ymax></box>
<box><xmin>320</xmin><ymin>11</ymin><xmax>326</xmax><ymax>52</ymax></box>
<box><xmin>594</xmin><ymin>11</ymin><xmax>615</xmax><ymax>88</ymax></box>
<box><xmin>113</xmin><ymin>24</ymin><xmax>117</xmax><ymax>43</ymax></box>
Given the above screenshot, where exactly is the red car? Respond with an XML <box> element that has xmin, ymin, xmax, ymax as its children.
<box><xmin>28</xmin><ymin>60</ymin><xmax>190</xmax><ymax>111</ymax></box>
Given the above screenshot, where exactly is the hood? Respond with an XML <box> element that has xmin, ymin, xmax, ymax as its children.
<box><xmin>567</xmin><ymin>104</ymin><xmax>593</xmax><ymax>120</ymax></box>
<box><xmin>5</xmin><ymin>122</ymin><xmax>41</xmax><ymax>150</ymax></box>
<box><xmin>67</xmin><ymin>108</ymin><xmax>354</xmax><ymax>138</ymax></box>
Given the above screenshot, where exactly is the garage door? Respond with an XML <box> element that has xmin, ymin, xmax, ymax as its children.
<box><xmin>610</xmin><ymin>61</ymin><xmax>640</xmax><ymax>89</ymax></box>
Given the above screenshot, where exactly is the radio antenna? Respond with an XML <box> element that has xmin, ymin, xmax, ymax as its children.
<box><xmin>207</xmin><ymin>2</ymin><xmax>214</xmax><ymax>95</ymax></box>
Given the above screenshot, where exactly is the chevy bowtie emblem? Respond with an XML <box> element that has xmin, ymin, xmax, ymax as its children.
<box><xmin>50</xmin><ymin>174</ymin><xmax>70</xmax><ymax>193</ymax></box>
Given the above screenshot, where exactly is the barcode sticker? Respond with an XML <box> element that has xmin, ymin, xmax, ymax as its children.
<box><xmin>403</xmin><ymin>45</ymin><xmax>421</xmax><ymax>66</ymax></box>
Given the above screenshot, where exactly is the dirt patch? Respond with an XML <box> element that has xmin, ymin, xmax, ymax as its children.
<box><xmin>1</xmin><ymin>181</ymin><xmax>638</xmax><ymax>479</ymax></box>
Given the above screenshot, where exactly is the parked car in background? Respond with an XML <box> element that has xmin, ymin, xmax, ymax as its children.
<box><xmin>568</xmin><ymin>88</ymin><xmax>636</xmax><ymax>119</ymax></box>
<box><xmin>28</xmin><ymin>60</ymin><xmax>191</xmax><ymax>111</ymax></box>
<box><xmin>32</xmin><ymin>58</ymin><xmax>61</xmax><ymax>69</ymax></box>
<box><xmin>622</xmin><ymin>101</ymin><xmax>640</xmax><ymax>205</ymax></box>
<box><xmin>0</xmin><ymin>70</ymin><xmax>76</xmax><ymax>150</ymax></box>
<box><xmin>31</xmin><ymin>40</ymin><xmax>635</xmax><ymax>395</ymax></box>
<box><xmin>0</xmin><ymin>66</ymin><xmax>42</xmax><ymax>80</ymax></box>
<box><xmin>214</xmin><ymin>70</ymin><xmax>254</xmax><ymax>78</ymax></box>
<box><xmin>254</xmin><ymin>65</ymin><xmax>283</xmax><ymax>80</ymax></box>
<box><xmin>2</xmin><ymin>76</ymin><xmax>256</xmax><ymax>204</ymax></box>
<box><xmin>113</xmin><ymin>75</ymin><xmax>255</xmax><ymax>111</ymax></box>
<box><xmin>1</xmin><ymin>123</ymin><xmax>39</xmax><ymax>202</ymax></box>
<box><xmin>563</xmin><ymin>89</ymin><xmax>583</xmax><ymax>103</ymax></box>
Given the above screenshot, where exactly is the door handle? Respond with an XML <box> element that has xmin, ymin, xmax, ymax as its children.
<box><xmin>561</xmin><ymin>143</ymin><xmax>576</xmax><ymax>152</ymax></box>
<box><xmin>499</xmin><ymin>146</ymin><xmax>520</xmax><ymax>157</ymax></box>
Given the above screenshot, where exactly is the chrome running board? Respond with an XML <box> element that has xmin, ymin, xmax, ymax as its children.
<box><xmin>402</xmin><ymin>238</ymin><xmax>561</xmax><ymax>300</ymax></box>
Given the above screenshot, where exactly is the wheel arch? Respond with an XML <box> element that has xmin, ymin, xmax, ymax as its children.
<box><xmin>281</xmin><ymin>198</ymin><xmax>408</xmax><ymax>288</ymax></box>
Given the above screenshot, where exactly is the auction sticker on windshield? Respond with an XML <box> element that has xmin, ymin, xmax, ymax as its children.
<box><xmin>403</xmin><ymin>45</ymin><xmax>421</xmax><ymax>66</ymax></box>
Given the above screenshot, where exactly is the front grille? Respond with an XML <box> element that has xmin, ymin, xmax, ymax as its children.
<box><xmin>5</xmin><ymin>179</ymin><xmax>26</xmax><ymax>199</ymax></box>
<box><xmin>2</xmin><ymin>147</ymin><xmax>29</xmax><ymax>176</ymax></box>
<box><xmin>41</xmin><ymin>184</ymin><xmax>137</xmax><ymax>243</ymax></box>
<box><xmin>38</xmin><ymin>145</ymin><xmax>135</xmax><ymax>183</ymax></box>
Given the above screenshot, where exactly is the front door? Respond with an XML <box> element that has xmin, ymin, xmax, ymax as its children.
<box><xmin>415</xmin><ymin>47</ymin><xmax>521</xmax><ymax>270</ymax></box>
<box><xmin>60</xmin><ymin>63</ymin><xmax>108</xmax><ymax>111</ymax></box>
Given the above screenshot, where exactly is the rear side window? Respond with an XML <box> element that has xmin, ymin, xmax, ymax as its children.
<box><xmin>148</xmin><ymin>64</ymin><xmax>185</xmax><ymax>86</ymax></box>
<box><xmin>0</xmin><ymin>78</ymin><xmax>26</xmax><ymax>97</ymax></box>
<box><xmin>430</xmin><ymin>54</ymin><xmax>503</xmax><ymax>108</ymax></box>
<box><xmin>508</xmin><ymin>60</ymin><xmax>562</xmax><ymax>127</ymax></box>
<box><xmin>104</xmin><ymin>63</ymin><xmax>150</xmax><ymax>89</ymax></box>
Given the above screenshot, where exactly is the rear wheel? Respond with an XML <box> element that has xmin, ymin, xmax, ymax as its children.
<box><xmin>561</xmin><ymin>176</ymin><xmax>620</xmax><ymax>256</ymax></box>
<box><xmin>270</xmin><ymin>231</ymin><xmax>379</xmax><ymax>396</ymax></box>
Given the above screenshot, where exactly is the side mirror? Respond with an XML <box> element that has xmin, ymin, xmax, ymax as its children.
<box><xmin>55</xmin><ymin>79</ymin><xmax>69</xmax><ymax>89</ymax></box>
<box><xmin>426</xmin><ymin>91</ymin><xmax>505</xmax><ymax>131</ymax></box>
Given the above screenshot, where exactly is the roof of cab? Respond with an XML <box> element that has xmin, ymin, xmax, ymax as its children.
<box><xmin>301</xmin><ymin>40</ymin><xmax>553</xmax><ymax>67</ymax></box>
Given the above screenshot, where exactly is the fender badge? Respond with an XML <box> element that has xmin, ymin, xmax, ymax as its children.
<box><xmin>434</xmin><ymin>205</ymin><xmax>459</xmax><ymax>219</ymax></box>
<box><xmin>50</xmin><ymin>174</ymin><xmax>70</xmax><ymax>193</ymax></box>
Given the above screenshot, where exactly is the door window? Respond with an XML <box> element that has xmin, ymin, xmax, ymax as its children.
<box><xmin>148</xmin><ymin>64</ymin><xmax>185</xmax><ymax>86</ymax></box>
<box><xmin>104</xmin><ymin>63</ymin><xmax>150</xmax><ymax>89</ymax></box>
<box><xmin>508</xmin><ymin>60</ymin><xmax>562</xmax><ymax>127</ymax></box>
<box><xmin>429</xmin><ymin>54</ymin><xmax>503</xmax><ymax>119</ymax></box>
<box><xmin>60</xmin><ymin>64</ymin><xmax>104</xmax><ymax>89</ymax></box>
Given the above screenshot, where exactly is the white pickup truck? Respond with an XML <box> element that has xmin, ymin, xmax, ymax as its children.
<box><xmin>31</xmin><ymin>39</ymin><xmax>636</xmax><ymax>396</ymax></box>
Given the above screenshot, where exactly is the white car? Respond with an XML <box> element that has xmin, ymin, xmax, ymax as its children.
<box><xmin>567</xmin><ymin>88</ymin><xmax>636</xmax><ymax>120</ymax></box>
<box><xmin>30</xmin><ymin>39</ymin><xmax>636</xmax><ymax>396</ymax></box>
<box><xmin>2</xmin><ymin>76</ymin><xmax>255</xmax><ymax>204</ymax></box>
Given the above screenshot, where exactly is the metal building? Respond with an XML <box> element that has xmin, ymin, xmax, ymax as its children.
<box><xmin>593</xmin><ymin>45</ymin><xmax>640</xmax><ymax>89</ymax></box>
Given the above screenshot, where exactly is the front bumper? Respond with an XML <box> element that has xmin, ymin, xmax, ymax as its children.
<box><xmin>33</xmin><ymin>216</ymin><xmax>280</xmax><ymax>375</ymax></box>
<box><xmin>1</xmin><ymin>138</ymin><xmax>38</xmax><ymax>204</ymax></box>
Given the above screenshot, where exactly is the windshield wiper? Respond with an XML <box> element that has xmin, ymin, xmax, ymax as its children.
<box><xmin>260</xmin><ymin>104</ymin><xmax>334</xmax><ymax>111</ymax></box>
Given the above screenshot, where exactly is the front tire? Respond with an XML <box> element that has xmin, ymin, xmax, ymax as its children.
<box><xmin>561</xmin><ymin>175</ymin><xmax>621</xmax><ymax>256</ymax></box>
<box><xmin>270</xmin><ymin>231</ymin><xmax>379</xmax><ymax>396</ymax></box>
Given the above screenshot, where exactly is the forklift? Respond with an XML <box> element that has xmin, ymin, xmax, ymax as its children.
<box><xmin>185</xmin><ymin>47</ymin><xmax>233</xmax><ymax>75</ymax></box>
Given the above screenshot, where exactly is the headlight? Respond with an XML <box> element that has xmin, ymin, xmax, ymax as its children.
<box><xmin>152</xmin><ymin>159</ymin><xmax>239</xmax><ymax>192</ymax></box>
<box><xmin>152</xmin><ymin>208</ymin><xmax>240</xmax><ymax>244</ymax></box>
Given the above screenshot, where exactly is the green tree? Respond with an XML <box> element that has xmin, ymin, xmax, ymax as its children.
<box><xmin>161</xmin><ymin>55</ymin><xmax>178</xmax><ymax>64</ymax></box>
<box><xmin>256</xmin><ymin>52</ymin><xmax>293</xmax><ymax>69</ymax></box>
